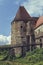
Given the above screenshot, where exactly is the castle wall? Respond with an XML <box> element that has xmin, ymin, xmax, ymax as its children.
<box><xmin>11</xmin><ymin>21</ymin><xmax>26</xmax><ymax>55</ymax></box>
<box><xmin>11</xmin><ymin>21</ymin><xmax>21</xmax><ymax>44</ymax></box>
<box><xmin>35</xmin><ymin>25</ymin><xmax>43</xmax><ymax>44</ymax></box>
<box><xmin>11</xmin><ymin>20</ymin><xmax>36</xmax><ymax>55</ymax></box>
<box><xmin>11</xmin><ymin>21</ymin><xmax>27</xmax><ymax>45</ymax></box>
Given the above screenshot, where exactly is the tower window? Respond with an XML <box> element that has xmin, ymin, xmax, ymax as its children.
<box><xmin>21</xmin><ymin>26</ymin><xmax>23</xmax><ymax>28</ymax></box>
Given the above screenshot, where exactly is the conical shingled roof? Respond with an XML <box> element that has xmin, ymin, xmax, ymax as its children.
<box><xmin>14</xmin><ymin>6</ymin><xmax>31</xmax><ymax>21</ymax></box>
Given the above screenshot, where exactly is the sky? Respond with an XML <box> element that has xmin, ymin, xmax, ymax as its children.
<box><xmin>0</xmin><ymin>0</ymin><xmax>43</xmax><ymax>45</ymax></box>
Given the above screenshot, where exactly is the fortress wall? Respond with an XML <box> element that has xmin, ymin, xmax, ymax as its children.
<box><xmin>11</xmin><ymin>21</ymin><xmax>27</xmax><ymax>55</ymax></box>
<box><xmin>11</xmin><ymin>21</ymin><xmax>21</xmax><ymax>44</ymax></box>
<box><xmin>11</xmin><ymin>21</ymin><xmax>27</xmax><ymax>45</ymax></box>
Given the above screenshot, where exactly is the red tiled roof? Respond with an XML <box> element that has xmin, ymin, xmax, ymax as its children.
<box><xmin>14</xmin><ymin>6</ymin><xmax>31</xmax><ymax>21</ymax></box>
<box><xmin>12</xmin><ymin>6</ymin><xmax>39</xmax><ymax>24</ymax></box>
<box><xmin>35</xmin><ymin>16</ymin><xmax>43</xmax><ymax>28</ymax></box>
<box><xmin>12</xmin><ymin>6</ymin><xmax>37</xmax><ymax>24</ymax></box>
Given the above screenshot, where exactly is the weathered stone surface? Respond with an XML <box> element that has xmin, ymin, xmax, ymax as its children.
<box><xmin>11</xmin><ymin>19</ymin><xmax>36</xmax><ymax>53</ymax></box>
<box><xmin>11</xmin><ymin>7</ymin><xmax>37</xmax><ymax>55</ymax></box>
<box><xmin>11</xmin><ymin>21</ymin><xmax>27</xmax><ymax>45</ymax></box>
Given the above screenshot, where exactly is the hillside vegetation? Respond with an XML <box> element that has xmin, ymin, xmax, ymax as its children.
<box><xmin>0</xmin><ymin>48</ymin><xmax>43</xmax><ymax>65</ymax></box>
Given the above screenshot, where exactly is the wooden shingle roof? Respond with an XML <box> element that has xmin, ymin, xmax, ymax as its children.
<box><xmin>11</xmin><ymin>6</ymin><xmax>40</xmax><ymax>26</ymax></box>
<box><xmin>14</xmin><ymin>6</ymin><xmax>31</xmax><ymax>21</ymax></box>
<box><xmin>11</xmin><ymin>6</ymin><xmax>32</xmax><ymax>23</ymax></box>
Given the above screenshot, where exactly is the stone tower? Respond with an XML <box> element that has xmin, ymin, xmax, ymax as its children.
<box><xmin>11</xmin><ymin>6</ymin><xmax>36</xmax><ymax>55</ymax></box>
<box><xmin>11</xmin><ymin>6</ymin><xmax>31</xmax><ymax>45</ymax></box>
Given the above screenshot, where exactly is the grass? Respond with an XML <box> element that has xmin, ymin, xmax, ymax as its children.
<box><xmin>0</xmin><ymin>48</ymin><xmax>43</xmax><ymax>65</ymax></box>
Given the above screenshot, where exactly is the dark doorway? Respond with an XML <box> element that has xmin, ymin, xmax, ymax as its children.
<box><xmin>26</xmin><ymin>35</ymin><xmax>30</xmax><ymax>51</ymax></box>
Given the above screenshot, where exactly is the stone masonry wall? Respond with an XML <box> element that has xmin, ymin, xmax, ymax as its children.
<box><xmin>11</xmin><ymin>21</ymin><xmax>27</xmax><ymax>45</ymax></box>
<box><xmin>11</xmin><ymin>21</ymin><xmax>26</xmax><ymax>55</ymax></box>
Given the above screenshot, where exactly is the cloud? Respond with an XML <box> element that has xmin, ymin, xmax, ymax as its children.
<box><xmin>0</xmin><ymin>35</ymin><xmax>11</xmax><ymax>45</ymax></box>
<box><xmin>22</xmin><ymin>0</ymin><xmax>43</xmax><ymax>16</ymax></box>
